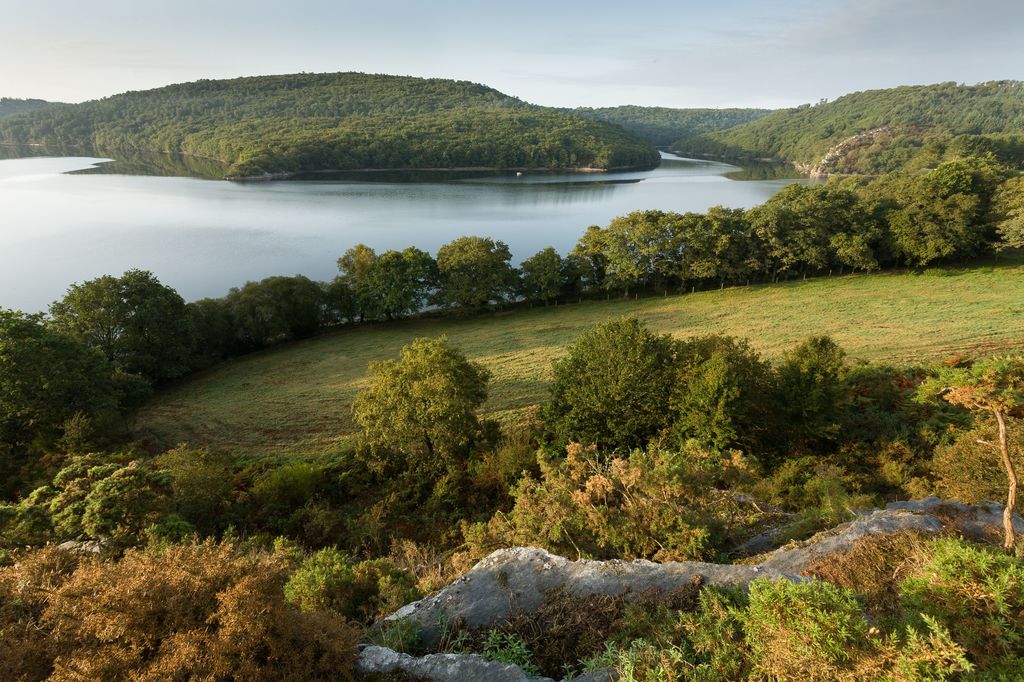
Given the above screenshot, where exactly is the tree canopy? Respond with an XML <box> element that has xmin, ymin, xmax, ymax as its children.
<box><xmin>570</xmin><ymin>106</ymin><xmax>771</xmax><ymax>146</ymax></box>
<box><xmin>675</xmin><ymin>81</ymin><xmax>1024</xmax><ymax>174</ymax></box>
<box><xmin>0</xmin><ymin>73</ymin><xmax>659</xmax><ymax>176</ymax></box>
<box><xmin>351</xmin><ymin>336</ymin><xmax>491</xmax><ymax>469</ymax></box>
<box><xmin>434</xmin><ymin>236</ymin><xmax>516</xmax><ymax>309</ymax></box>
<box><xmin>50</xmin><ymin>269</ymin><xmax>193</xmax><ymax>382</ymax></box>
<box><xmin>544</xmin><ymin>317</ymin><xmax>679</xmax><ymax>452</ymax></box>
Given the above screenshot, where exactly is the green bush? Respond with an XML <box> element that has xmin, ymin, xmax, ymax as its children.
<box><xmin>774</xmin><ymin>335</ymin><xmax>848</xmax><ymax>454</ymax></box>
<box><xmin>544</xmin><ymin>317</ymin><xmax>678</xmax><ymax>452</ymax></box>
<box><xmin>481</xmin><ymin>630</ymin><xmax>540</xmax><ymax>676</ymax></box>
<box><xmin>588</xmin><ymin>577</ymin><xmax>970</xmax><ymax>681</ymax></box>
<box><xmin>155</xmin><ymin>445</ymin><xmax>233</xmax><ymax>533</ymax></box>
<box><xmin>900</xmin><ymin>539</ymin><xmax>1024</xmax><ymax>675</ymax></box>
<box><xmin>670</xmin><ymin>335</ymin><xmax>775</xmax><ymax>457</ymax></box>
<box><xmin>743</xmin><ymin>579</ymin><xmax>872</xmax><ymax>677</ymax></box>
<box><xmin>251</xmin><ymin>462</ymin><xmax>323</xmax><ymax>510</ymax></box>
<box><xmin>930</xmin><ymin>420</ymin><xmax>1024</xmax><ymax>504</ymax></box>
<box><xmin>466</xmin><ymin>443</ymin><xmax>732</xmax><ymax>561</ymax></box>
<box><xmin>284</xmin><ymin>548</ymin><xmax>420</xmax><ymax>624</ymax></box>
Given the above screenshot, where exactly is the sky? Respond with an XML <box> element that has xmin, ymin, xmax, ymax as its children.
<box><xmin>2</xmin><ymin>0</ymin><xmax>1023</xmax><ymax>109</ymax></box>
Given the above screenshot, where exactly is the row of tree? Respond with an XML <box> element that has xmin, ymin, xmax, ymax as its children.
<box><xmin>573</xmin><ymin>156</ymin><xmax>1023</xmax><ymax>295</ymax></box>
<box><xmin>17</xmin><ymin>156</ymin><xmax>1024</xmax><ymax>385</ymax></box>
<box><xmin>198</xmin><ymin>155</ymin><xmax>1022</xmax><ymax>347</ymax></box>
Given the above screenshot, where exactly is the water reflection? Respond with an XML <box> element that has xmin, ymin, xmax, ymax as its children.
<box><xmin>0</xmin><ymin>151</ymin><xmax>803</xmax><ymax>312</ymax></box>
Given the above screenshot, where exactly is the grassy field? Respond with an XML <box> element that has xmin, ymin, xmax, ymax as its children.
<box><xmin>134</xmin><ymin>260</ymin><xmax>1024</xmax><ymax>459</ymax></box>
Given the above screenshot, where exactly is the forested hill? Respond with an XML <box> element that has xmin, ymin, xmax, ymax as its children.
<box><xmin>0</xmin><ymin>98</ymin><xmax>57</xmax><ymax>117</ymax></box>
<box><xmin>570</xmin><ymin>105</ymin><xmax>771</xmax><ymax>146</ymax></box>
<box><xmin>0</xmin><ymin>73</ymin><xmax>660</xmax><ymax>178</ymax></box>
<box><xmin>673</xmin><ymin>81</ymin><xmax>1024</xmax><ymax>175</ymax></box>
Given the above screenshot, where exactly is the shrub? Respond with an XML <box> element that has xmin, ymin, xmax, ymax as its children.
<box><xmin>900</xmin><ymin>538</ymin><xmax>1024</xmax><ymax>675</ymax></box>
<box><xmin>468</xmin><ymin>415</ymin><xmax>542</xmax><ymax>504</ymax></box>
<box><xmin>481</xmin><ymin>630</ymin><xmax>540</xmax><ymax>675</ymax></box>
<box><xmin>670</xmin><ymin>335</ymin><xmax>775</xmax><ymax>457</ymax></box>
<box><xmin>466</xmin><ymin>443</ymin><xmax>734</xmax><ymax>561</ymax></box>
<box><xmin>284</xmin><ymin>548</ymin><xmax>420</xmax><ymax>624</ymax></box>
<box><xmin>774</xmin><ymin>335</ymin><xmax>848</xmax><ymax>454</ymax></box>
<box><xmin>743</xmin><ymin>579</ymin><xmax>873</xmax><ymax>678</ymax></box>
<box><xmin>155</xmin><ymin>444</ymin><xmax>234</xmax><ymax>533</ymax></box>
<box><xmin>543</xmin><ymin>318</ymin><xmax>677</xmax><ymax>452</ymax></box>
<box><xmin>352</xmin><ymin>336</ymin><xmax>490</xmax><ymax>471</ymax></box>
<box><xmin>931</xmin><ymin>419</ymin><xmax>1024</xmax><ymax>504</ymax></box>
<box><xmin>32</xmin><ymin>454</ymin><xmax>173</xmax><ymax>547</ymax></box>
<box><xmin>751</xmin><ymin>456</ymin><xmax>875</xmax><ymax>542</ymax></box>
<box><xmin>588</xmin><ymin>578</ymin><xmax>970</xmax><ymax>681</ymax></box>
<box><xmin>0</xmin><ymin>541</ymin><xmax>358</xmax><ymax>682</ymax></box>
<box><xmin>251</xmin><ymin>461</ymin><xmax>323</xmax><ymax>509</ymax></box>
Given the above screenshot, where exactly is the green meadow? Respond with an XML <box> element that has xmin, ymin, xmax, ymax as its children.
<box><xmin>134</xmin><ymin>260</ymin><xmax>1024</xmax><ymax>459</ymax></box>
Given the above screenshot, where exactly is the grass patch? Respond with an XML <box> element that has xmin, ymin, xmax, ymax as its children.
<box><xmin>134</xmin><ymin>259</ymin><xmax>1024</xmax><ymax>459</ymax></box>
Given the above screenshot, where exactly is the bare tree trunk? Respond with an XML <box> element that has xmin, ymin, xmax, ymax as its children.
<box><xmin>995</xmin><ymin>408</ymin><xmax>1018</xmax><ymax>550</ymax></box>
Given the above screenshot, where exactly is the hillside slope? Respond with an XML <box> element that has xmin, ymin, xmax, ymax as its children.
<box><xmin>0</xmin><ymin>98</ymin><xmax>57</xmax><ymax>117</ymax></box>
<box><xmin>674</xmin><ymin>81</ymin><xmax>1024</xmax><ymax>175</ymax></box>
<box><xmin>134</xmin><ymin>260</ymin><xmax>1024</xmax><ymax>458</ymax></box>
<box><xmin>570</xmin><ymin>105</ymin><xmax>771</xmax><ymax>146</ymax></box>
<box><xmin>0</xmin><ymin>73</ymin><xmax>660</xmax><ymax>177</ymax></box>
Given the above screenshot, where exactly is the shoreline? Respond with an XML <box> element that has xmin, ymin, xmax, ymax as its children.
<box><xmin>224</xmin><ymin>162</ymin><xmax>659</xmax><ymax>182</ymax></box>
<box><xmin>0</xmin><ymin>143</ymin><xmax>660</xmax><ymax>182</ymax></box>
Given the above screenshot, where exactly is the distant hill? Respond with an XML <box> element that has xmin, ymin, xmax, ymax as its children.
<box><xmin>0</xmin><ymin>98</ymin><xmax>58</xmax><ymax>117</ymax></box>
<box><xmin>570</xmin><ymin>106</ymin><xmax>771</xmax><ymax>146</ymax></box>
<box><xmin>673</xmin><ymin>81</ymin><xmax>1024</xmax><ymax>175</ymax></box>
<box><xmin>0</xmin><ymin>73</ymin><xmax>660</xmax><ymax>178</ymax></box>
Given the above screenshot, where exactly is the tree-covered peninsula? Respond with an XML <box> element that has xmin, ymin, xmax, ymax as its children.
<box><xmin>0</xmin><ymin>73</ymin><xmax>660</xmax><ymax>178</ymax></box>
<box><xmin>674</xmin><ymin>81</ymin><xmax>1024</xmax><ymax>175</ymax></box>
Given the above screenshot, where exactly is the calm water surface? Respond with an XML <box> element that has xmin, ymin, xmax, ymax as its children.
<box><xmin>0</xmin><ymin>152</ymin><xmax>800</xmax><ymax>311</ymax></box>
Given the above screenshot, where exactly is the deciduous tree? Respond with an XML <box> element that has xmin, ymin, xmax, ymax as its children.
<box><xmin>519</xmin><ymin>247</ymin><xmax>564</xmax><ymax>304</ymax></box>
<box><xmin>50</xmin><ymin>269</ymin><xmax>193</xmax><ymax>382</ymax></box>
<box><xmin>922</xmin><ymin>356</ymin><xmax>1024</xmax><ymax>548</ymax></box>
<box><xmin>434</xmin><ymin>236</ymin><xmax>515</xmax><ymax>309</ymax></box>
<box><xmin>544</xmin><ymin>318</ymin><xmax>677</xmax><ymax>452</ymax></box>
<box><xmin>352</xmin><ymin>336</ymin><xmax>490</xmax><ymax>469</ymax></box>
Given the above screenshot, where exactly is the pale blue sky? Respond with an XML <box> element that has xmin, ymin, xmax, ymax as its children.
<box><xmin>2</xmin><ymin>0</ymin><xmax>1022</xmax><ymax>108</ymax></box>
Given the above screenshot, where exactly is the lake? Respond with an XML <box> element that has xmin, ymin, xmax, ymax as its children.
<box><xmin>0</xmin><ymin>152</ymin><xmax>801</xmax><ymax>312</ymax></box>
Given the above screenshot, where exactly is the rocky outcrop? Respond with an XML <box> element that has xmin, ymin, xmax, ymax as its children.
<box><xmin>356</xmin><ymin>643</ymin><xmax>614</xmax><ymax>679</ymax></box>
<box><xmin>759</xmin><ymin>497</ymin><xmax>1024</xmax><ymax>573</ymax></box>
<box><xmin>804</xmin><ymin>126</ymin><xmax>892</xmax><ymax>177</ymax></box>
<box><xmin>357</xmin><ymin>645</ymin><xmax>555</xmax><ymax>681</ymax></box>
<box><xmin>362</xmin><ymin>498</ymin><xmax>1018</xmax><ymax>680</ymax></box>
<box><xmin>384</xmin><ymin>547</ymin><xmax>804</xmax><ymax>650</ymax></box>
<box><xmin>356</xmin><ymin>645</ymin><xmax>618</xmax><ymax>681</ymax></box>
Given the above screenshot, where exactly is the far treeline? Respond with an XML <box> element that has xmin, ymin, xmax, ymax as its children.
<box><xmin>569</xmin><ymin>106</ymin><xmax>771</xmax><ymax>146</ymax></box>
<box><xmin>0</xmin><ymin>72</ymin><xmax>660</xmax><ymax>177</ymax></box>
<box><xmin>0</xmin><ymin>97</ymin><xmax>57</xmax><ymax>118</ymax></box>
<box><xmin>675</xmin><ymin>81</ymin><xmax>1024</xmax><ymax>174</ymax></box>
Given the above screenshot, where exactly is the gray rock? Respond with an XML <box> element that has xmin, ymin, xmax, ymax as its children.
<box><xmin>884</xmin><ymin>496</ymin><xmax>1024</xmax><ymax>541</ymax></box>
<box><xmin>56</xmin><ymin>539</ymin><xmax>104</xmax><ymax>554</ymax></box>
<box><xmin>385</xmin><ymin>547</ymin><xmax>804</xmax><ymax>649</ymax></box>
<box><xmin>370</xmin><ymin>498</ymin><xmax>1018</xmax><ymax>680</ymax></box>
<box><xmin>759</xmin><ymin>497</ymin><xmax>1024</xmax><ymax>574</ymax></box>
<box><xmin>357</xmin><ymin>645</ymin><xmax>554</xmax><ymax>681</ymax></box>
<box><xmin>758</xmin><ymin>509</ymin><xmax>944</xmax><ymax>574</ymax></box>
